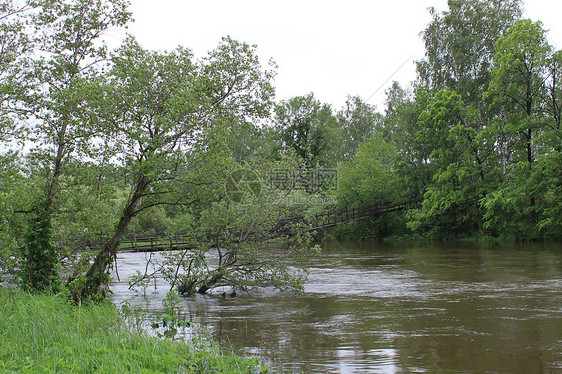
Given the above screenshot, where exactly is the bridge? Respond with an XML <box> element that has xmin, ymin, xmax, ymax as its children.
<box><xmin>70</xmin><ymin>201</ymin><xmax>411</xmax><ymax>253</ymax></box>
<box><xmin>279</xmin><ymin>201</ymin><xmax>409</xmax><ymax>231</ymax></box>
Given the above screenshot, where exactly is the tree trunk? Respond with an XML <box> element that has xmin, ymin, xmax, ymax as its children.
<box><xmin>197</xmin><ymin>271</ymin><xmax>225</xmax><ymax>294</ymax></box>
<box><xmin>72</xmin><ymin>176</ymin><xmax>150</xmax><ymax>301</ymax></box>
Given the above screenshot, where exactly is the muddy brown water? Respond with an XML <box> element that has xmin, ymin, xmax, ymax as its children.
<box><xmin>110</xmin><ymin>241</ymin><xmax>562</xmax><ymax>373</ymax></box>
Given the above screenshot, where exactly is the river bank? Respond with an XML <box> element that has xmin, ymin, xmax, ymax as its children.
<box><xmin>0</xmin><ymin>287</ymin><xmax>264</xmax><ymax>373</ymax></box>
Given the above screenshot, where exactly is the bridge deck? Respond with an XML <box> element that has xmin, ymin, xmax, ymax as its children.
<box><xmin>70</xmin><ymin>202</ymin><xmax>409</xmax><ymax>253</ymax></box>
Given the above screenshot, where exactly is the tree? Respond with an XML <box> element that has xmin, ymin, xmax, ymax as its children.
<box><xmin>383</xmin><ymin>81</ymin><xmax>411</xmax><ymax>144</ymax></box>
<box><xmin>486</xmin><ymin>19</ymin><xmax>551</xmax><ymax>166</ymax></box>
<box><xmin>24</xmin><ymin>0</ymin><xmax>131</xmax><ymax>206</ymax></box>
<box><xmin>335</xmin><ymin>95</ymin><xmax>382</xmax><ymax>159</ymax></box>
<box><xmin>481</xmin><ymin>20</ymin><xmax>560</xmax><ymax>238</ymax></box>
<box><xmin>336</xmin><ymin>134</ymin><xmax>405</xmax><ymax>239</ymax></box>
<box><xmin>221</xmin><ymin>118</ymin><xmax>268</xmax><ymax>163</ymax></box>
<box><xmin>156</xmin><ymin>156</ymin><xmax>317</xmax><ymax>296</ymax></box>
<box><xmin>402</xmin><ymin>0</ymin><xmax>529</xmax><ymax>238</ymax></box>
<box><xmin>417</xmin><ymin>0</ymin><xmax>522</xmax><ymax>105</ymax></box>
<box><xmin>18</xmin><ymin>0</ymin><xmax>131</xmax><ymax>291</ymax></box>
<box><xmin>273</xmin><ymin>93</ymin><xmax>337</xmax><ymax>168</ymax></box>
<box><xmin>384</xmin><ymin>85</ymin><xmax>437</xmax><ymax>202</ymax></box>
<box><xmin>407</xmin><ymin>89</ymin><xmax>490</xmax><ymax>237</ymax></box>
<box><xmin>530</xmin><ymin>151</ymin><xmax>562</xmax><ymax>239</ymax></box>
<box><xmin>0</xmin><ymin>2</ymin><xmax>33</xmax><ymax>272</ymax></box>
<box><xmin>415</xmin><ymin>0</ymin><xmax>523</xmax><ymax>191</ymax></box>
<box><xmin>544</xmin><ymin>50</ymin><xmax>562</xmax><ymax>149</ymax></box>
<box><xmin>71</xmin><ymin>36</ymin><xmax>276</xmax><ymax>301</ymax></box>
<box><xmin>0</xmin><ymin>0</ymin><xmax>32</xmax><ymax>140</ymax></box>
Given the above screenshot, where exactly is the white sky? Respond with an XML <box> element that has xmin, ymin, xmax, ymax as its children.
<box><xmin>123</xmin><ymin>0</ymin><xmax>562</xmax><ymax>111</ymax></box>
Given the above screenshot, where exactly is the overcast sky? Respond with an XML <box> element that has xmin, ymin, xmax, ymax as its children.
<box><xmin>122</xmin><ymin>0</ymin><xmax>562</xmax><ymax>111</ymax></box>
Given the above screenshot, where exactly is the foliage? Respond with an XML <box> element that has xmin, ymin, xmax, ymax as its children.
<box><xmin>337</xmin><ymin>134</ymin><xmax>402</xmax><ymax>206</ymax></box>
<box><xmin>395</xmin><ymin>2</ymin><xmax>562</xmax><ymax>240</ymax></box>
<box><xmin>10</xmin><ymin>0</ymin><xmax>132</xmax><ymax>292</ymax></box>
<box><xmin>478</xmin><ymin>19</ymin><xmax>561</xmax><ymax>240</ymax></box>
<box><xmin>383</xmin><ymin>83</ymin><xmax>433</xmax><ymax>201</ymax></box>
<box><xmin>71</xmin><ymin>35</ymin><xmax>277</xmax><ymax>301</ymax></box>
<box><xmin>335</xmin><ymin>134</ymin><xmax>406</xmax><ymax>239</ymax></box>
<box><xmin>481</xmin><ymin>153</ymin><xmax>562</xmax><ymax>240</ymax></box>
<box><xmin>151</xmin><ymin>291</ymin><xmax>191</xmax><ymax>340</ymax></box>
<box><xmin>417</xmin><ymin>0</ymin><xmax>522</xmax><ymax>104</ymax></box>
<box><xmin>19</xmin><ymin>197</ymin><xmax>61</xmax><ymax>292</ymax></box>
<box><xmin>0</xmin><ymin>0</ymin><xmax>32</xmax><ymax>141</ymax></box>
<box><xmin>486</xmin><ymin>19</ymin><xmax>552</xmax><ymax>164</ymax></box>
<box><xmin>23</xmin><ymin>0</ymin><xmax>132</xmax><ymax>193</ymax></box>
<box><xmin>156</xmin><ymin>157</ymin><xmax>319</xmax><ymax>296</ymax></box>
<box><xmin>336</xmin><ymin>95</ymin><xmax>382</xmax><ymax>159</ymax></box>
<box><xmin>407</xmin><ymin>89</ymin><xmax>490</xmax><ymax>237</ymax></box>
<box><xmin>273</xmin><ymin>93</ymin><xmax>338</xmax><ymax>167</ymax></box>
<box><xmin>0</xmin><ymin>153</ymin><xmax>24</xmax><ymax>274</ymax></box>
<box><xmin>532</xmin><ymin>152</ymin><xmax>562</xmax><ymax>239</ymax></box>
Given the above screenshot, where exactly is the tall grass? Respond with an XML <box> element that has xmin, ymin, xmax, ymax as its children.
<box><xmin>0</xmin><ymin>287</ymin><xmax>263</xmax><ymax>373</ymax></box>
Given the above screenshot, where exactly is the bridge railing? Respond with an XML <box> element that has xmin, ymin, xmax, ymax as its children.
<box><xmin>61</xmin><ymin>201</ymin><xmax>411</xmax><ymax>253</ymax></box>
<box><xmin>309</xmin><ymin>201</ymin><xmax>407</xmax><ymax>230</ymax></box>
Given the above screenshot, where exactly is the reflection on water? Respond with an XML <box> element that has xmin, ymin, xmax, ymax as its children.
<box><xmin>111</xmin><ymin>241</ymin><xmax>562</xmax><ymax>373</ymax></box>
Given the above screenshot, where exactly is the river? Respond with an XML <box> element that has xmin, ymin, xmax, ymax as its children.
<box><xmin>110</xmin><ymin>241</ymin><xmax>562</xmax><ymax>373</ymax></box>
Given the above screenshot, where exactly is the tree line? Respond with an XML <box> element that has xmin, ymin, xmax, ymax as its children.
<box><xmin>0</xmin><ymin>0</ymin><xmax>560</xmax><ymax>300</ymax></box>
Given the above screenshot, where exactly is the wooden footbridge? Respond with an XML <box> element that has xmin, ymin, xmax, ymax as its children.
<box><xmin>278</xmin><ymin>201</ymin><xmax>409</xmax><ymax>232</ymax></box>
<box><xmin>119</xmin><ymin>201</ymin><xmax>410</xmax><ymax>252</ymax></box>
<box><xmin>72</xmin><ymin>201</ymin><xmax>411</xmax><ymax>253</ymax></box>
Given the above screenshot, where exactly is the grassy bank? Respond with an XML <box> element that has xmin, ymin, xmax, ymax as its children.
<box><xmin>0</xmin><ymin>287</ymin><xmax>262</xmax><ymax>373</ymax></box>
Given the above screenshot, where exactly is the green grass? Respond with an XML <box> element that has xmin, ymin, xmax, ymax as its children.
<box><xmin>0</xmin><ymin>287</ymin><xmax>263</xmax><ymax>373</ymax></box>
